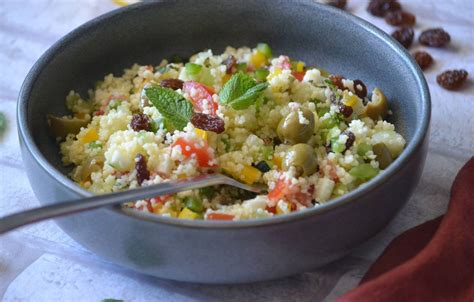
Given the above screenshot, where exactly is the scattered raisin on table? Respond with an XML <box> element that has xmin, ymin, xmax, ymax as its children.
<box><xmin>352</xmin><ymin>79</ymin><xmax>368</xmax><ymax>98</ymax></box>
<box><xmin>419</xmin><ymin>28</ymin><xmax>451</xmax><ymax>47</ymax></box>
<box><xmin>339</xmin><ymin>104</ymin><xmax>353</xmax><ymax>118</ymax></box>
<box><xmin>223</xmin><ymin>55</ymin><xmax>237</xmax><ymax>74</ymax></box>
<box><xmin>412</xmin><ymin>51</ymin><xmax>434</xmax><ymax>70</ymax></box>
<box><xmin>135</xmin><ymin>154</ymin><xmax>150</xmax><ymax>186</ymax></box>
<box><xmin>160</xmin><ymin>78</ymin><xmax>184</xmax><ymax>90</ymax></box>
<box><xmin>130</xmin><ymin>113</ymin><xmax>152</xmax><ymax>132</ymax></box>
<box><xmin>191</xmin><ymin>113</ymin><xmax>225</xmax><ymax>134</ymax></box>
<box><xmin>436</xmin><ymin>70</ymin><xmax>469</xmax><ymax>91</ymax></box>
<box><xmin>329</xmin><ymin>75</ymin><xmax>346</xmax><ymax>90</ymax></box>
<box><xmin>344</xmin><ymin>131</ymin><xmax>356</xmax><ymax>151</ymax></box>
<box><xmin>385</xmin><ymin>10</ymin><xmax>416</xmax><ymax>27</ymax></box>
<box><xmin>391</xmin><ymin>27</ymin><xmax>414</xmax><ymax>49</ymax></box>
<box><xmin>367</xmin><ymin>0</ymin><xmax>402</xmax><ymax>17</ymax></box>
<box><xmin>325</xmin><ymin>0</ymin><xmax>347</xmax><ymax>9</ymax></box>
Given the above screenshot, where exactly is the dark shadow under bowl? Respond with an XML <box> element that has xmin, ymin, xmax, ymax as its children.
<box><xmin>17</xmin><ymin>0</ymin><xmax>430</xmax><ymax>283</ymax></box>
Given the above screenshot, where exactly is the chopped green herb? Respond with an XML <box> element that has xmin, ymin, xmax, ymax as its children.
<box><xmin>108</xmin><ymin>99</ymin><xmax>121</xmax><ymax>110</ymax></box>
<box><xmin>199</xmin><ymin>186</ymin><xmax>216</xmax><ymax>199</ymax></box>
<box><xmin>317</xmin><ymin>107</ymin><xmax>330</xmax><ymax>117</ymax></box>
<box><xmin>144</xmin><ymin>86</ymin><xmax>193</xmax><ymax>131</ymax></box>
<box><xmin>88</xmin><ymin>141</ymin><xmax>102</xmax><ymax>149</ymax></box>
<box><xmin>185</xmin><ymin>63</ymin><xmax>202</xmax><ymax>75</ymax></box>
<box><xmin>156</xmin><ymin>66</ymin><xmax>170</xmax><ymax>74</ymax></box>
<box><xmin>101</xmin><ymin>299</ymin><xmax>124</xmax><ymax>302</ymax></box>
<box><xmin>219</xmin><ymin>73</ymin><xmax>268</xmax><ymax>110</ymax></box>
<box><xmin>324</xmin><ymin>79</ymin><xmax>341</xmax><ymax>97</ymax></box>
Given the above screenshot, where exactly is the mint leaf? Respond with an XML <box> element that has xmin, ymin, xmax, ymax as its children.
<box><xmin>230</xmin><ymin>82</ymin><xmax>268</xmax><ymax>110</ymax></box>
<box><xmin>145</xmin><ymin>86</ymin><xmax>193</xmax><ymax>131</ymax></box>
<box><xmin>219</xmin><ymin>73</ymin><xmax>267</xmax><ymax>109</ymax></box>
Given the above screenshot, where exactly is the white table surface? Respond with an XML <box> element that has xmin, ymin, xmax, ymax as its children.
<box><xmin>0</xmin><ymin>0</ymin><xmax>473</xmax><ymax>301</ymax></box>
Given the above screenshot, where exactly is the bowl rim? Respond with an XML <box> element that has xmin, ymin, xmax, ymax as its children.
<box><xmin>17</xmin><ymin>0</ymin><xmax>431</xmax><ymax>229</ymax></box>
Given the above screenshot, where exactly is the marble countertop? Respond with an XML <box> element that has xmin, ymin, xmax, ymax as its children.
<box><xmin>0</xmin><ymin>0</ymin><xmax>473</xmax><ymax>301</ymax></box>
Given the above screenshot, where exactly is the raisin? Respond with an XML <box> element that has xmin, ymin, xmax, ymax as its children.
<box><xmin>367</xmin><ymin>0</ymin><xmax>402</xmax><ymax>17</ymax></box>
<box><xmin>135</xmin><ymin>154</ymin><xmax>150</xmax><ymax>186</ymax></box>
<box><xmin>160</xmin><ymin>78</ymin><xmax>184</xmax><ymax>90</ymax></box>
<box><xmin>253</xmin><ymin>161</ymin><xmax>271</xmax><ymax>173</ymax></box>
<box><xmin>191</xmin><ymin>113</ymin><xmax>225</xmax><ymax>133</ymax></box>
<box><xmin>130</xmin><ymin>113</ymin><xmax>151</xmax><ymax>132</ymax></box>
<box><xmin>353</xmin><ymin>79</ymin><xmax>368</xmax><ymax>98</ymax></box>
<box><xmin>329</xmin><ymin>75</ymin><xmax>346</xmax><ymax>90</ymax></box>
<box><xmin>412</xmin><ymin>51</ymin><xmax>434</xmax><ymax>70</ymax></box>
<box><xmin>436</xmin><ymin>69</ymin><xmax>468</xmax><ymax>91</ymax></box>
<box><xmin>223</xmin><ymin>55</ymin><xmax>237</xmax><ymax>74</ymax></box>
<box><xmin>344</xmin><ymin>131</ymin><xmax>356</xmax><ymax>151</ymax></box>
<box><xmin>391</xmin><ymin>27</ymin><xmax>414</xmax><ymax>49</ymax></box>
<box><xmin>385</xmin><ymin>10</ymin><xmax>416</xmax><ymax>27</ymax></box>
<box><xmin>339</xmin><ymin>104</ymin><xmax>353</xmax><ymax>118</ymax></box>
<box><xmin>325</xmin><ymin>0</ymin><xmax>347</xmax><ymax>9</ymax></box>
<box><xmin>419</xmin><ymin>28</ymin><xmax>451</xmax><ymax>47</ymax></box>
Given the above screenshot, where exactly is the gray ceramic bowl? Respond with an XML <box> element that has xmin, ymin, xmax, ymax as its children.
<box><xmin>17</xmin><ymin>0</ymin><xmax>430</xmax><ymax>283</ymax></box>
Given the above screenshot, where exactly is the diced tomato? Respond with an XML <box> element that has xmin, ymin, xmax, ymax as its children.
<box><xmin>292</xmin><ymin>71</ymin><xmax>306</xmax><ymax>81</ymax></box>
<box><xmin>266</xmin><ymin>205</ymin><xmax>277</xmax><ymax>214</ymax></box>
<box><xmin>293</xmin><ymin>185</ymin><xmax>315</xmax><ymax>206</ymax></box>
<box><xmin>151</xmin><ymin>195</ymin><xmax>171</xmax><ymax>205</ymax></box>
<box><xmin>94</xmin><ymin>109</ymin><xmax>104</xmax><ymax>116</ymax></box>
<box><xmin>268</xmin><ymin>178</ymin><xmax>290</xmax><ymax>201</ymax></box>
<box><xmin>173</xmin><ymin>137</ymin><xmax>214</xmax><ymax>168</ymax></box>
<box><xmin>207</xmin><ymin>213</ymin><xmax>235</xmax><ymax>220</ymax></box>
<box><xmin>182</xmin><ymin>81</ymin><xmax>218</xmax><ymax>115</ymax></box>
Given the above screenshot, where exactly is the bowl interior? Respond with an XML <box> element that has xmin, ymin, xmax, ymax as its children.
<box><xmin>20</xmin><ymin>0</ymin><xmax>428</xmax><ymax>205</ymax></box>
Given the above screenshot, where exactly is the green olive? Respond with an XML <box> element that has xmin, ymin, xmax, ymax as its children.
<box><xmin>282</xmin><ymin>143</ymin><xmax>318</xmax><ymax>177</ymax></box>
<box><xmin>47</xmin><ymin>115</ymin><xmax>89</xmax><ymax>139</ymax></box>
<box><xmin>372</xmin><ymin>142</ymin><xmax>393</xmax><ymax>169</ymax></box>
<box><xmin>365</xmin><ymin>88</ymin><xmax>388</xmax><ymax>120</ymax></box>
<box><xmin>277</xmin><ymin>108</ymin><xmax>315</xmax><ymax>144</ymax></box>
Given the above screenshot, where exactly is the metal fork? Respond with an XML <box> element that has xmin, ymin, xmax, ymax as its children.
<box><xmin>0</xmin><ymin>174</ymin><xmax>264</xmax><ymax>234</ymax></box>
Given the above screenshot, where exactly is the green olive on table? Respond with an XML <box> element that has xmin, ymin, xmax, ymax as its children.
<box><xmin>372</xmin><ymin>142</ymin><xmax>393</xmax><ymax>169</ymax></box>
<box><xmin>47</xmin><ymin>115</ymin><xmax>89</xmax><ymax>139</ymax></box>
<box><xmin>282</xmin><ymin>143</ymin><xmax>318</xmax><ymax>177</ymax></box>
<box><xmin>277</xmin><ymin>108</ymin><xmax>315</xmax><ymax>144</ymax></box>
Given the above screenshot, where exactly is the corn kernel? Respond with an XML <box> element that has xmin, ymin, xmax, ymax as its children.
<box><xmin>80</xmin><ymin>128</ymin><xmax>99</xmax><ymax>143</ymax></box>
<box><xmin>178</xmin><ymin>207</ymin><xmax>200</xmax><ymax>220</ymax></box>
<box><xmin>296</xmin><ymin>61</ymin><xmax>305</xmax><ymax>72</ymax></box>
<box><xmin>224</xmin><ymin>165</ymin><xmax>262</xmax><ymax>185</ymax></box>
<box><xmin>273</xmin><ymin>155</ymin><xmax>283</xmax><ymax>170</ymax></box>
<box><xmin>195</xmin><ymin>129</ymin><xmax>208</xmax><ymax>141</ymax></box>
<box><xmin>342</xmin><ymin>91</ymin><xmax>359</xmax><ymax>107</ymax></box>
<box><xmin>250</xmin><ymin>51</ymin><xmax>267</xmax><ymax>69</ymax></box>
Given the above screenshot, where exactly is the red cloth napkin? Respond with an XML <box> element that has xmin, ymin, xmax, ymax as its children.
<box><xmin>339</xmin><ymin>157</ymin><xmax>474</xmax><ymax>302</ymax></box>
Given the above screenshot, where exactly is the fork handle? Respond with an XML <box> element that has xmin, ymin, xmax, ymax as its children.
<box><xmin>0</xmin><ymin>174</ymin><xmax>228</xmax><ymax>234</ymax></box>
